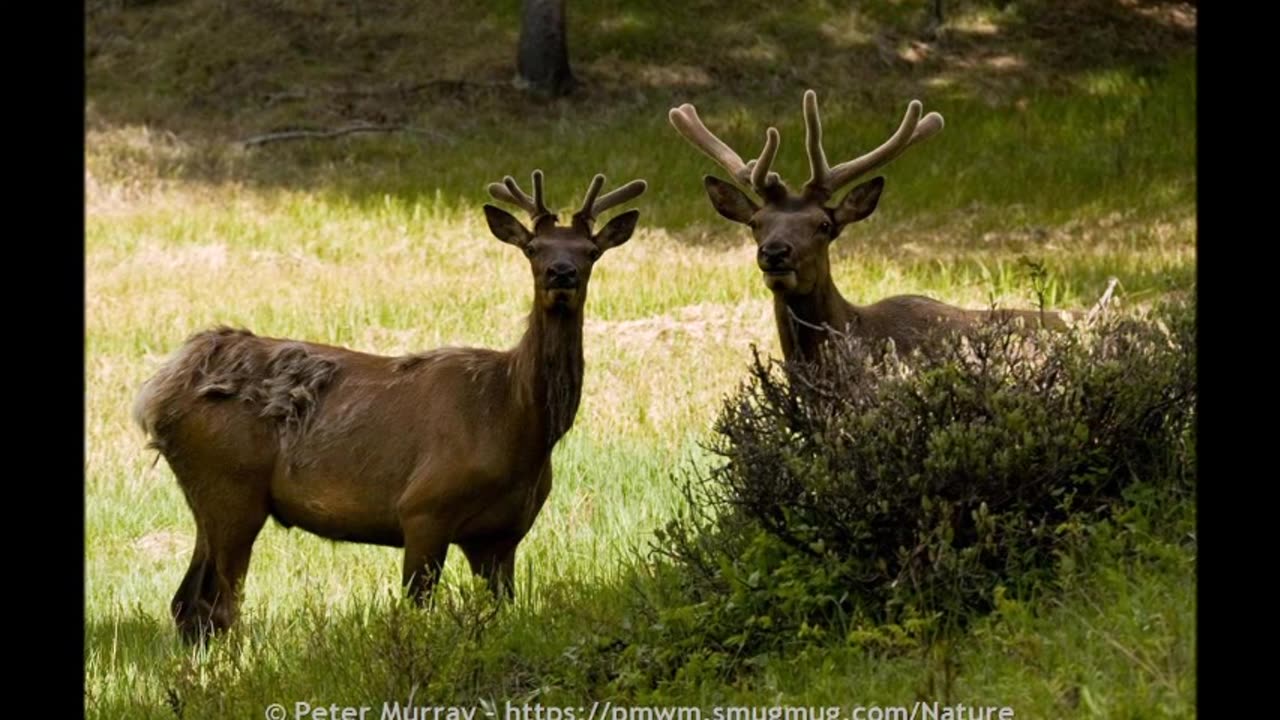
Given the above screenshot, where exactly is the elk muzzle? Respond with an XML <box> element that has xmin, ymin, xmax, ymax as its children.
<box><xmin>545</xmin><ymin>262</ymin><xmax>580</xmax><ymax>289</ymax></box>
<box><xmin>544</xmin><ymin>261</ymin><xmax>581</xmax><ymax>306</ymax></box>
<box><xmin>758</xmin><ymin>241</ymin><xmax>798</xmax><ymax>291</ymax></box>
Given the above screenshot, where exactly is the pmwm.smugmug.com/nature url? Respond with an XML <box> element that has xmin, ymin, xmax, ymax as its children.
<box><xmin>274</xmin><ymin>700</ymin><xmax>1015</xmax><ymax>720</ymax></box>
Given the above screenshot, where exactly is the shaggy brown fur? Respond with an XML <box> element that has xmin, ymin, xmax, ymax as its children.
<box><xmin>135</xmin><ymin>171</ymin><xmax>645</xmax><ymax>643</ymax></box>
<box><xmin>134</xmin><ymin>327</ymin><xmax>339</xmax><ymax>454</ymax></box>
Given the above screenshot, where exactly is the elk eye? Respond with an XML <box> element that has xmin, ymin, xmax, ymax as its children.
<box><xmin>818</xmin><ymin>221</ymin><xmax>832</xmax><ymax>235</ymax></box>
<box><xmin>523</xmin><ymin>245</ymin><xmax>536</xmax><ymax>258</ymax></box>
<box><xmin>589</xmin><ymin>247</ymin><xmax>601</xmax><ymax>261</ymax></box>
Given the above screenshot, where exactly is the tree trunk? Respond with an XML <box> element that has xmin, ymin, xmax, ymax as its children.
<box><xmin>517</xmin><ymin>0</ymin><xmax>576</xmax><ymax>97</ymax></box>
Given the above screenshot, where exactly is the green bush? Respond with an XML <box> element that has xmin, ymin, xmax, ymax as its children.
<box><xmin>646</xmin><ymin>298</ymin><xmax>1196</xmax><ymax>669</ymax></box>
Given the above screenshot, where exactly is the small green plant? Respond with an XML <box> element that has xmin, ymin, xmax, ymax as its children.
<box><xmin>1018</xmin><ymin>256</ymin><xmax>1057</xmax><ymax>312</ymax></box>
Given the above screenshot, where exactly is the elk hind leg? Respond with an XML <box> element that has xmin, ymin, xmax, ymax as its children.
<box><xmin>204</xmin><ymin>496</ymin><xmax>269</xmax><ymax>636</ymax></box>
<box><xmin>171</xmin><ymin>526</ymin><xmax>217</xmax><ymax>643</ymax></box>
<box><xmin>175</xmin><ymin>470</ymin><xmax>271</xmax><ymax>641</ymax></box>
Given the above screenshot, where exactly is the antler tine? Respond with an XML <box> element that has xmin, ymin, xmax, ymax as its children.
<box><xmin>803</xmin><ymin>89</ymin><xmax>831</xmax><ymax>192</ymax></box>
<box><xmin>668</xmin><ymin>105</ymin><xmax>750</xmax><ymax>184</ymax></box>
<box><xmin>575</xmin><ymin>174</ymin><xmax>606</xmax><ymax>220</ymax></box>
<box><xmin>749</xmin><ymin>127</ymin><xmax>781</xmax><ymax>191</ymax></box>
<box><xmin>818</xmin><ymin>96</ymin><xmax>945</xmax><ymax>194</ymax></box>
<box><xmin>530</xmin><ymin>169</ymin><xmax>549</xmax><ymax>217</ymax></box>
<box><xmin>487</xmin><ymin>178</ymin><xmax>535</xmax><ymax>215</ymax></box>
<box><xmin>669</xmin><ymin>104</ymin><xmax>781</xmax><ymax>195</ymax></box>
<box><xmin>910</xmin><ymin>111</ymin><xmax>945</xmax><ymax>144</ymax></box>
<box><xmin>488</xmin><ymin>170</ymin><xmax>553</xmax><ymax>220</ymax></box>
<box><xmin>588</xmin><ymin>176</ymin><xmax>650</xmax><ymax>217</ymax></box>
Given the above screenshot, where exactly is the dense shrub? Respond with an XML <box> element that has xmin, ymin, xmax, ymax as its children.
<box><xmin>645</xmin><ymin>298</ymin><xmax>1196</xmax><ymax>668</ymax></box>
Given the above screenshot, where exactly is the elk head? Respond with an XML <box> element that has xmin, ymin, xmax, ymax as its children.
<box><xmin>669</xmin><ymin>91</ymin><xmax>944</xmax><ymax>296</ymax></box>
<box><xmin>484</xmin><ymin>170</ymin><xmax>647</xmax><ymax>313</ymax></box>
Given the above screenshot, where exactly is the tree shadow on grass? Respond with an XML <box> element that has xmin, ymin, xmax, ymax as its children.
<box><xmin>85</xmin><ymin>0</ymin><xmax>1195</xmax><ymax>221</ymax></box>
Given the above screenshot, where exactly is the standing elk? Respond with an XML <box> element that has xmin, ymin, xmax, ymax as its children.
<box><xmin>133</xmin><ymin>170</ymin><xmax>646</xmax><ymax>643</ymax></box>
<box><xmin>669</xmin><ymin>90</ymin><xmax>1067</xmax><ymax>362</ymax></box>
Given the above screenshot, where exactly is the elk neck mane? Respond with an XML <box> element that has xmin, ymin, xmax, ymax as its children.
<box><xmin>508</xmin><ymin>299</ymin><xmax>585</xmax><ymax>448</ymax></box>
<box><xmin>774</xmin><ymin>275</ymin><xmax>859</xmax><ymax>362</ymax></box>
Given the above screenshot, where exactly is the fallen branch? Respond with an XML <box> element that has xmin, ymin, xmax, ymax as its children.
<box><xmin>241</xmin><ymin>124</ymin><xmax>450</xmax><ymax>148</ymax></box>
<box><xmin>263</xmin><ymin>79</ymin><xmax>510</xmax><ymax>105</ymax></box>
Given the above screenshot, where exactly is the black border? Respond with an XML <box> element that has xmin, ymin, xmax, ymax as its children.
<box><xmin>1192</xmin><ymin>4</ymin><xmax>1227</xmax><ymax>715</ymax></box>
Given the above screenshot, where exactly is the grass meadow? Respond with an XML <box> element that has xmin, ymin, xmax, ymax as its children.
<box><xmin>86</xmin><ymin>1</ymin><xmax>1196</xmax><ymax>717</ymax></box>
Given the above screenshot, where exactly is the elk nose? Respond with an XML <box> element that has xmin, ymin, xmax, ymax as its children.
<box><xmin>759</xmin><ymin>242</ymin><xmax>792</xmax><ymax>266</ymax></box>
<box><xmin>545</xmin><ymin>262</ymin><xmax>579</xmax><ymax>288</ymax></box>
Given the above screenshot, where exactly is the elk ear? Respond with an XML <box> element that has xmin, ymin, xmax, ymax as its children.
<box><xmin>593</xmin><ymin>209</ymin><xmax>640</xmax><ymax>252</ymax></box>
<box><xmin>484</xmin><ymin>204</ymin><xmax>533</xmax><ymax>248</ymax></box>
<box><xmin>833</xmin><ymin>177</ymin><xmax>885</xmax><ymax>228</ymax></box>
<box><xmin>703</xmin><ymin>176</ymin><xmax>759</xmax><ymax>225</ymax></box>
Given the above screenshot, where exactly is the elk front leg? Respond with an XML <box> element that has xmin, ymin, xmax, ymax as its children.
<box><xmin>461</xmin><ymin>537</ymin><xmax>519</xmax><ymax>601</ymax></box>
<box><xmin>461</xmin><ymin>460</ymin><xmax>550</xmax><ymax>602</ymax></box>
<box><xmin>399</xmin><ymin>512</ymin><xmax>451</xmax><ymax>606</ymax></box>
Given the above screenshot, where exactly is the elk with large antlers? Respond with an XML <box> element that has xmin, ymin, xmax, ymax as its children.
<box><xmin>670</xmin><ymin>90</ymin><xmax>1066</xmax><ymax>362</ymax></box>
<box><xmin>133</xmin><ymin>170</ymin><xmax>646</xmax><ymax>643</ymax></box>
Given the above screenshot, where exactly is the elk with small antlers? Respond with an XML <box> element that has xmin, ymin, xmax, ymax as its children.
<box><xmin>669</xmin><ymin>90</ymin><xmax>1066</xmax><ymax>362</ymax></box>
<box><xmin>133</xmin><ymin>170</ymin><xmax>646</xmax><ymax>643</ymax></box>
